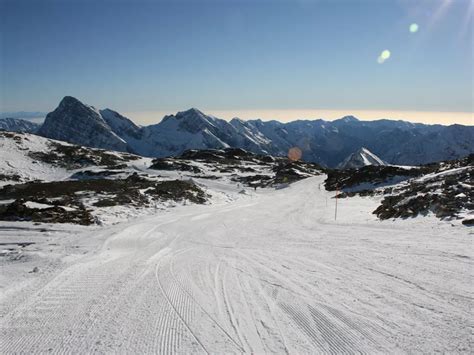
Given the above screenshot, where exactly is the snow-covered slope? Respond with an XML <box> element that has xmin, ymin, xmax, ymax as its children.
<box><xmin>38</xmin><ymin>96</ymin><xmax>131</xmax><ymax>152</ymax></box>
<box><xmin>0</xmin><ymin>131</ymin><xmax>71</xmax><ymax>184</ymax></box>
<box><xmin>0</xmin><ymin>131</ymin><xmax>143</xmax><ymax>186</ymax></box>
<box><xmin>0</xmin><ymin>117</ymin><xmax>40</xmax><ymax>133</ymax></box>
<box><xmin>1</xmin><ymin>175</ymin><xmax>471</xmax><ymax>353</ymax></box>
<box><xmin>338</xmin><ymin>147</ymin><xmax>386</xmax><ymax>169</ymax></box>
<box><xmin>1</xmin><ymin>130</ymin><xmax>472</xmax><ymax>352</ymax></box>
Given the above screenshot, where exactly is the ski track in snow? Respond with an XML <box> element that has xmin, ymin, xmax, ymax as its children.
<box><xmin>1</xmin><ymin>176</ymin><xmax>472</xmax><ymax>354</ymax></box>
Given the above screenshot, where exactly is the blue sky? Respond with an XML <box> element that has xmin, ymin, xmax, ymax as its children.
<box><xmin>1</xmin><ymin>0</ymin><xmax>472</xmax><ymax>124</ymax></box>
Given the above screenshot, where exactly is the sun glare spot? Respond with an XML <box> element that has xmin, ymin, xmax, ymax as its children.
<box><xmin>288</xmin><ymin>147</ymin><xmax>302</xmax><ymax>161</ymax></box>
<box><xmin>381</xmin><ymin>50</ymin><xmax>391</xmax><ymax>59</ymax></box>
<box><xmin>377</xmin><ymin>49</ymin><xmax>391</xmax><ymax>64</ymax></box>
<box><xmin>409</xmin><ymin>23</ymin><xmax>419</xmax><ymax>33</ymax></box>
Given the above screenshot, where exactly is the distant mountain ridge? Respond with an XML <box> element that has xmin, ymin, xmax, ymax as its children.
<box><xmin>0</xmin><ymin>117</ymin><xmax>41</xmax><ymax>133</ymax></box>
<box><xmin>0</xmin><ymin>111</ymin><xmax>46</xmax><ymax>120</ymax></box>
<box><xmin>4</xmin><ymin>96</ymin><xmax>474</xmax><ymax>167</ymax></box>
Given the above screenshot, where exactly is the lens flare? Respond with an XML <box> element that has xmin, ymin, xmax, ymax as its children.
<box><xmin>409</xmin><ymin>23</ymin><xmax>419</xmax><ymax>33</ymax></box>
<box><xmin>377</xmin><ymin>49</ymin><xmax>391</xmax><ymax>64</ymax></box>
<box><xmin>288</xmin><ymin>147</ymin><xmax>302</xmax><ymax>161</ymax></box>
<box><xmin>381</xmin><ymin>50</ymin><xmax>391</xmax><ymax>60</ymax></box>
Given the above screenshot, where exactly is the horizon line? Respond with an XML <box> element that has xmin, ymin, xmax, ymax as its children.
<box><xmin>2</xmin><ymin>108</ymin><xmax>472</xmax><ymax>127</ymax></box>
<box><xmin>123</xmin><ymin>108</ymin><xmax>473</xmax><ymax>126</ymax></box>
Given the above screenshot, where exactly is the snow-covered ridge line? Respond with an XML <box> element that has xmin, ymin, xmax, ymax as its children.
<box><xmin>3</xmin><ymin>96</ymin><xmax>473</xmax><ymax>167</ymax></box>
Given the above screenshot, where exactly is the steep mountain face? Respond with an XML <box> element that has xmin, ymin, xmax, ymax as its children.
<box><xmin>34</xmin><ymin>96</ymin><xmax>474</xmax><ymax>167</ymax></box>
<box><xmin>38</xmin><ymin>97</ymin><xmax>131</xmax><ymax>152</ymax></box>
<box><xmin>137</xmin><ymin>108</ymin><xmax>274</xmax><ymax>157</ymax></box>
<box><xmin>0</xmin><ymin>118</ymin><xmax>41</xmax><ymax>133</ymax></box>
<box><xmin>99</xmin><ymin>108</ymin><xmax>144</xmax><ymax>148</ymax></box>
<box><xmin>337</xmin><ymin>147</ymin><xmax>386</xmax><ymax>170</ymax></box>
<box><xmin>138</xmin><ymin>108</ymin><xmax>232</xmax><ymax>157</ymax></box>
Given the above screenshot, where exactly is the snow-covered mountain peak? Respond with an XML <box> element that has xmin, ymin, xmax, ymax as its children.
<box><xmin>171</xmin><ymin>108</ymin><xmax>220</xmax><ymax>132</ymax></box>
<box><xmin>336</xmin><ymin>115</ymin><xmax>359</xmax><ymax>123</ymax></box>
<box><xmin>12</xmin><ymin>96</ymin><xmax>473</xmax><ymax>167</ymax></box>
<box><xmin>338</xmin><ymin>147</ymin><xmax>386</xmax><ymax>170</ymax></box>
<box><xmin>58</xmin><ymin>95</ymin><xmax>81</xmax><ymax>106</ymax></box>
<box><xmin>57</xmin><ymin>96</ymin><xmax>98</xmax><ymax>114</ymax></box>
<box><xmin>174</xmin><ymin>108</ymin><xmax>209</xmax><ymax>121</ymax></box>
<box><xmin>38</xmin><ymin>96</ymin><xmax>130</xmax><ymax>152</ymax></box>
<box><xmin>181</xmin><ymin>107</ymin><xmax>204</xmax><ymax>115</ymax></box>
<box><xmin>359</xmin><ymin>147</ymin><xmax>374</xmax><ymax>155</ymax></box>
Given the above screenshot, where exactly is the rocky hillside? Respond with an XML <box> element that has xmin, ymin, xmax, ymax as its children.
<box><xmin>1</xmin><ymin>130</ymin><xmax>471</xmax><ymax>225</ymax></box>
<box><xmin>326</xmin><ymin>154</ymin><xmax>473</xmax><ymax>223</ymax></box>
<box><xmin>0</xmin><ymin>131</ymin><xmax>323</xmax><ymax>225</ymax></box>
<box><xmin>0</xmin><ymin>131</ymin><xmax>209</xmax><ymax>225</ymax></box>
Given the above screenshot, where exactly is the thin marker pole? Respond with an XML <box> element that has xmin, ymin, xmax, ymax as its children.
<box><xmin>335</xmin><ymin>189</ymin><xmax>338</xmax><ymax>221</ymax></box>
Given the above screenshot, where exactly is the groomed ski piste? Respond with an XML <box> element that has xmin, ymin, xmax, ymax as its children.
<box><xmin>1</xmin><ymin>171</ymin><xmax>472</xmax><ymax>354</ymax></box>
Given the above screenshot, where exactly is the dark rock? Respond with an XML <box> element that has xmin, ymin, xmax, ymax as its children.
<box><xmin>462</xmin><ymin>218</ymin><xmax>474</xmax><ymax>226</ymax></box>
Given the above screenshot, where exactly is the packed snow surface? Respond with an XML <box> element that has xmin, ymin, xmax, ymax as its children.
<box><xmin>1</xmin><ymin>177</ymin><xmax>472</xmax><ymax>353</ymax></box>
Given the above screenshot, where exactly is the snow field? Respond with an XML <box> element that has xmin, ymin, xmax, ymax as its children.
<box><xmin>0</xmin><ymin>176</ymin><xmax>472</xmax><ymax>353</ymax></box>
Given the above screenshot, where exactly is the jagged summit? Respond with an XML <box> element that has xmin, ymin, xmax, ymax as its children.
<box><xmin>38</xmin><ymin>96</ymin><xmax>130</xmax><ymax>152</ymax></box>
<box><xmin>338</xmin><ymin>147</ymin><xmax>386</xmax><ymax>170</ymax></box>
<box><xmin>335</xmin><ymin>115</ymin><xmax>359</xmax><ymax>124</ymax></box>
<box><xmin>59</xmin><ymin>95</ymin><xmax>83</xmax><ymax>106</ymax></box>
<box><xmin>161</xmin><ymin>108</ymin><xmax>208</xmax><ymax>124</ymax></box>
<box><xmin>179</xmin><ymin>107</ymin><xmax>204</xmax><ymax>115</ymax></box>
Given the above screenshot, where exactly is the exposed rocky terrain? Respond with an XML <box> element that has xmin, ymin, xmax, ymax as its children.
<box><xmin>0</xmin><ymin>131</ymin><xmax>211</xmax><ymax>225</ymax></box>
<box><xmin>0</xmin><ymin>131</ymin><xmax>325</xmax><ymax>225</ymax></box>
<box><xmin>0</xmin><ymin>176</ymin><xmax>207</xmax><ymax>225</ymax></box>
<box><xmin>152</xmin><ymin>148</ymin><xmax>324</xmax><ymax>187</ymax></box>
<box><xmin>0</xmin><ymin>130</ymin><xmax>472</xmax><ymax>225</ymax></box>
<box><xmin>326</xmin><ymin>155</ymin><xmax>473</xmax><ymax>221</ymax></box>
